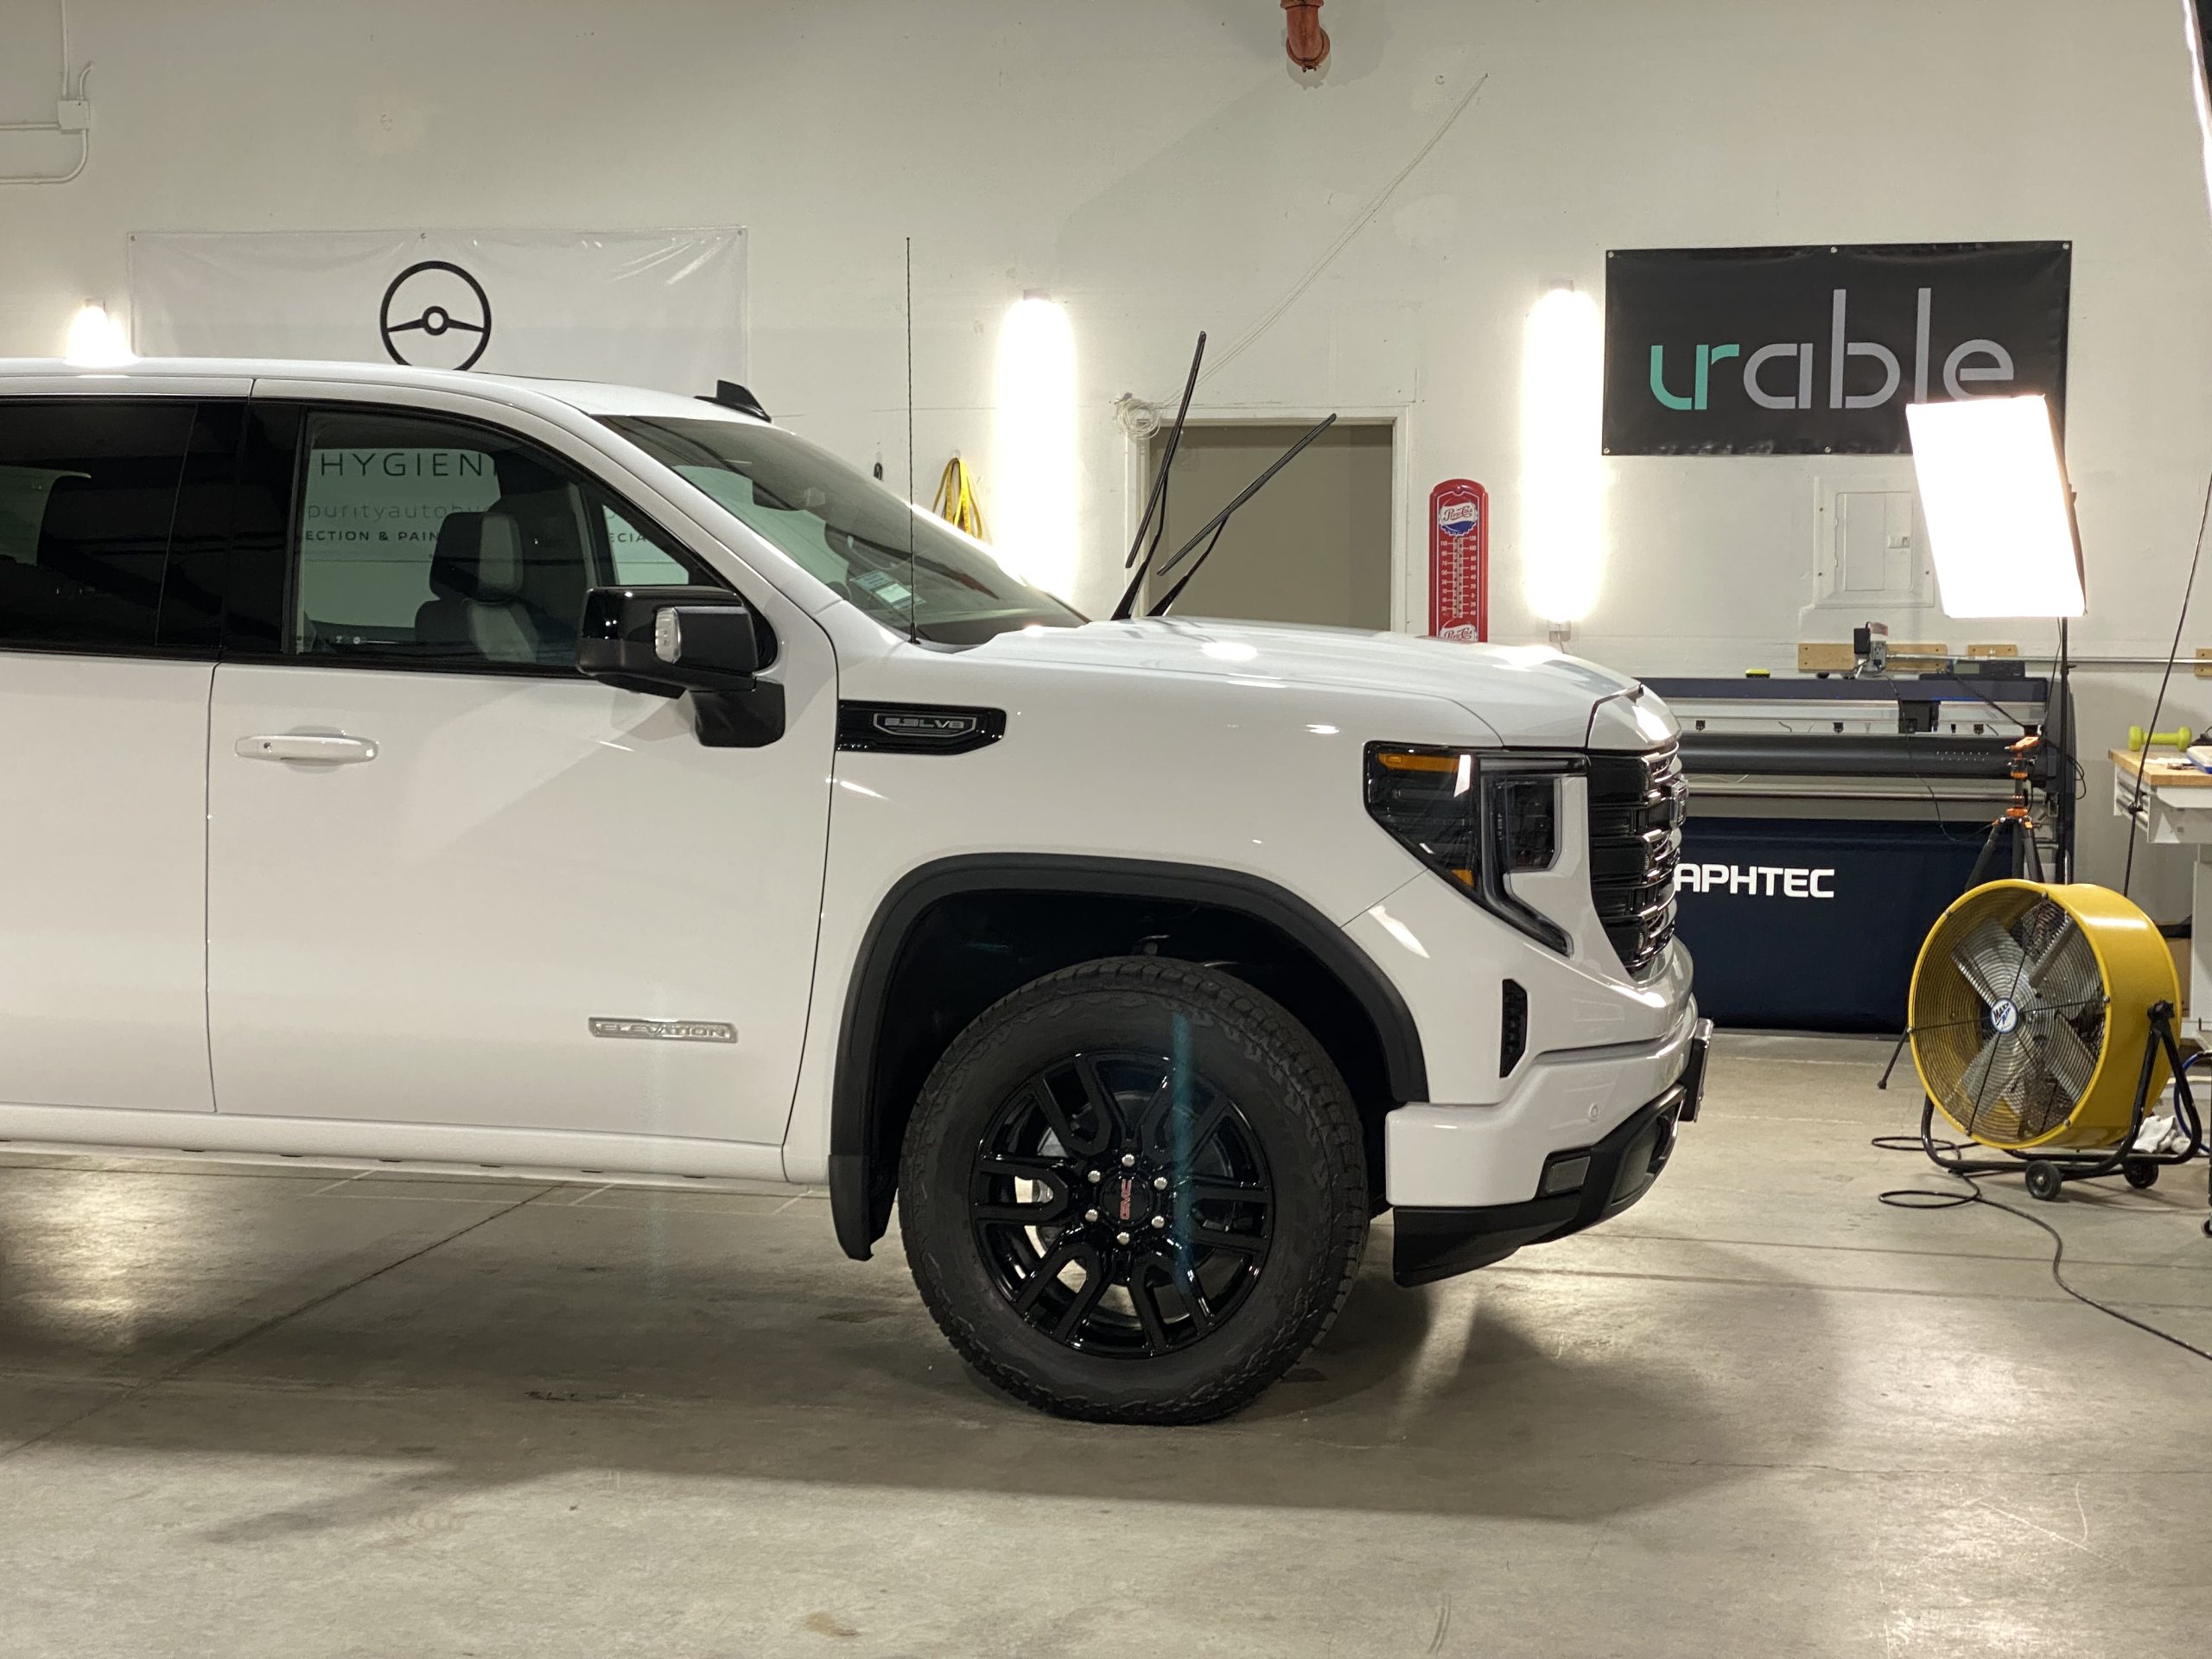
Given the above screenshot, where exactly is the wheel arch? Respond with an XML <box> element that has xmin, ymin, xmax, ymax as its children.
<box><xmin>828</xmin><ymin>854</ymin><xmax>1429</xmax><ymax>1259</ymax></box>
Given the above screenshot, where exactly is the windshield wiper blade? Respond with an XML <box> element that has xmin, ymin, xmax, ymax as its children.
<box><xmin>1111</xmin><ymin>332</ymin><xmax>1205</xmax><ymax>621</ymax></box>
<box><xmin>1147</xmin><ymin>413</ymin><xmax>1337</xmax><ymax>618</ymax></box>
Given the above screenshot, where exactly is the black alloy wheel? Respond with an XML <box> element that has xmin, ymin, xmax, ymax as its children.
<box><xmin>969</xmin><ymin>1050</ymin><xmax>1274</xmax><ymax>1357</ymax></box>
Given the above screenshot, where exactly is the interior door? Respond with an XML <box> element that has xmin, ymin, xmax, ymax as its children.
<box><xmin>0</xmin><ymin>388</ymin><xmax>242</xmax><ymax>1114</ymax></box>
<box><xmin>204</xmin><ymin>395</ymin><xmax>835</xmax><ymax>1145</ymax></box>
<box><xmin>1141</xmin><ymin>421</ymin><xmax>1395</xmax><ymax>627</ymax></box>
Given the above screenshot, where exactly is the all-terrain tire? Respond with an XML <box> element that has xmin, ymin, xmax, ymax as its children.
<box><xmin>899</xmin><ymin>956</ymin><xmax>1368</xmax><ymax>1424</ymax></box>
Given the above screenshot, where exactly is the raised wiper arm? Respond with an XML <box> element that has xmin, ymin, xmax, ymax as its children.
<box><xmin>1111</xmin><ymin>331</ymin><xmax>1206</xmax><ymax>621</ymax></box>
<box><xmin>1146</xmin><ymin>413</ymin><xmax>1337</xmax><ymax>618</ymax></box>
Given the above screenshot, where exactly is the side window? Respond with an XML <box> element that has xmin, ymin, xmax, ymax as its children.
<box><xmin>0</xmin><ymin>400</ymin><xmax>197</xmax><ymax>652</ymax></box>
<box><xmin>291</xmin><ymin>410</ymin><xmax>714</xmax><ymax>671</ymax></box>
<box><xmin>602</xmin><ymin>503</ymin><xmax>693</xmax><ymax>585</ymax></box>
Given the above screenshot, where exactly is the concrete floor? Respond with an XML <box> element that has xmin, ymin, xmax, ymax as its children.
<box><xmin>2</xmin><ymin>1035</ymin><xmax>2209</xmax><ymax>1658</ymax></box>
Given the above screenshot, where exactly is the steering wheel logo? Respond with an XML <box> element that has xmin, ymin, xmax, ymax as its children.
<box><xmin>378</xmin><ymin>260</ymin><xmax>493</xmax><ymax>371</ymax></box>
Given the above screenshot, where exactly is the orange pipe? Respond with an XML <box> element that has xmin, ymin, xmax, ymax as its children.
<box><xmin>1282</xmin><ymin>0</ymin><xmax>1328</xmax><ymax>70</ymax></box>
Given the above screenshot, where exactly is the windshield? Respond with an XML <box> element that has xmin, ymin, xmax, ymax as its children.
<box><xmin>602</xmin><ymin>416</ymin><xmax>1084</xmax><ymax>645</ymax></box>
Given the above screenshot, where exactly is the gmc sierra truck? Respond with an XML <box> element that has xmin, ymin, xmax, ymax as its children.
<box><xmin>0</xmin><ymin>359</ymin><xmax>1704</xmax><ymax>1421</ymax></box>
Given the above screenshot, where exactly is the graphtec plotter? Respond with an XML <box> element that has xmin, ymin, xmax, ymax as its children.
<box><xmin>1645</xmin><ymin>674</ymin><xmax>2071</xmax><ymax>1031</ymax></box>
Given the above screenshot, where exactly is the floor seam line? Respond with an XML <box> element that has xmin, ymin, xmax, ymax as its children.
<box><xmin>1483</xmin><ymin>1262</ymin><xmax>2212</xmax><ymax>1311</ymax></box>
<box><xmin>1591</xmin><ymin>1229</ymin><xmax>2212</xmax><ymax>1272</ymax></box>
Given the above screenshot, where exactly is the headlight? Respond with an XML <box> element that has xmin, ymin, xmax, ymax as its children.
<box><xmin>1364</xmin><ymin>744</ymin><xmax>1579</xmax><ymax>954</ymax></box>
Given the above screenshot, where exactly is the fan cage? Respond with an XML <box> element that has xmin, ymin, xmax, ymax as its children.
<box><xmin>1911</xmin><ymin>887</ymin><xmax>2110</xmax><ymax>1147</ymax></box>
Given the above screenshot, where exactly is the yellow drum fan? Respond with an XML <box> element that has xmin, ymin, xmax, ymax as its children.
<box><xmin>1905</xmin><ymin>880</ymin><xmax>2204</xmax><ymax>1205</ymax></box>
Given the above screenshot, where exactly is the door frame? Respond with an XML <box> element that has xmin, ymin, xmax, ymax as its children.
<box><xmin>1119</xmin><ymin>403</ymin><xmax>1414</xmax><ymax>632</ymax></box>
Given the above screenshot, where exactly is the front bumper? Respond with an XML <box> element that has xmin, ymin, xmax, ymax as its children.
<box><xmin>1390</xmin><ymin>1020</ymin><xmax>1711</xmax><ymax>1287</ymax></box>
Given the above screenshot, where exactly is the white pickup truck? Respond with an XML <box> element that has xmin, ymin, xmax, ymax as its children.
<box><xmin>0</xmin><ymin>358</ymin><xmax>1704</xmax><ymax>1421</ymax></box>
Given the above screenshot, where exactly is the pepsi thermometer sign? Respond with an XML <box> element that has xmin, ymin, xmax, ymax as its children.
<box><xmin>1428</xmin><ymin>479</ymin><xmax>1488</xmax><ymax>641</ymax></box>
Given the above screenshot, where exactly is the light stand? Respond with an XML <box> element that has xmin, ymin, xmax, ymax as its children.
<box><xmin>2056</xmin><ymin>613</ymin><xmax>2074</xmax><ymax>881</ymax></box>
<box><xmin>1906</xmin><ymin>394</ymin><xmax>2086</xmax><ymax>887</ymax></box>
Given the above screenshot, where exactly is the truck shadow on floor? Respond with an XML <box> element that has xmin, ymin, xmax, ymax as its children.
<box><xmin>0</xmin><ymin>1173</ymin><xmax>1842</xmax><ymax>1533</ymax></box>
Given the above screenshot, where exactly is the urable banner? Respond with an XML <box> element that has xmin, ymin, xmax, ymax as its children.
<box><xmin>129</xmin><ymin>228</ymin><xmax>747</xmax><ymax>395</ymax></box>
<box><xmin>1603</xmin><ymin>242</ymin><xmax>2070</xmax><ymax>456</ymax></box>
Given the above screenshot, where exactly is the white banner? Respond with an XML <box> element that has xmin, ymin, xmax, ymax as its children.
<box><xmin>128</xmin><ymin>227</ymin><xmax>747</xmax><ymax>395</ymax></box>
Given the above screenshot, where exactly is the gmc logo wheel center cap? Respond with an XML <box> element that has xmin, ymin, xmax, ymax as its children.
<box><xmin>1114</xmin><ymin>1174</ymin><xmax>1143</xmax><ymax>1224</ymax></box>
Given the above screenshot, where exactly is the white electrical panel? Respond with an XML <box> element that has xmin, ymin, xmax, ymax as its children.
<box><xmin>1806</xmin><ymin>474</ymin><xmax>1936</xmax><ymax>620</ymax></box>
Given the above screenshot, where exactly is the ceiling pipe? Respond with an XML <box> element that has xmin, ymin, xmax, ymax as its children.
<box><xmin>1281</xmin><ymin>0</ymin><xmax>1328</xmax><ymax>72</ymax></box>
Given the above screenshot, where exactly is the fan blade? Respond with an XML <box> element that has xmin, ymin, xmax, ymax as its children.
<box><xmin>2006</xmin><ymin>1040</ymin><xmax>2073</xmax><ymax>1141</ymax></box>
<box><xmin>2029</xmin><ymin>1014</ymin><xmax>2099</xmax><ymax>1106</ymax></box>
<box><xmin>2024</xmin><ymin>922</ymin><xmax>2100</xmax><ymax>1014</ymax></box>
<box><xmin>1955</xmin><ymin>1031</ymin><xmax>2028</xmax><ymax>1130</ymax></box>
<box><xmin>1953</xmin><ymin>919</ymin><xmax>2030</xmax><ymax>1009</ymax></box>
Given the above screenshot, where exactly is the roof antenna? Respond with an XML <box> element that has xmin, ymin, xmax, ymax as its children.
<box><xmin>1147</xmin><ymin>413</ymin><xmax>1338</xmax><ymax>617</ymax></box>
<box><xmin>1112</xmin><ymin>332</ymin><xmax>1205</xmax><ymax>621</ymax></box>
<box><xmin>904</xmin><ymin>236</ymin><xmax>918</xmax><ymax>644</ymax></box>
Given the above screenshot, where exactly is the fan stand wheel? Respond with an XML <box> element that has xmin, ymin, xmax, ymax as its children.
<box><xmin>2122</xmin><ymin>1158</ymin><xmax>2159</xmax><ymax>1191</ymax></box>
<box><xmin>2024</xmin><ymin>1160</ymin><xmax>2066</xmax><ymax>1202</ymax></box>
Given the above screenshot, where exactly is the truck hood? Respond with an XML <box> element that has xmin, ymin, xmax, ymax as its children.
<box><xmin>969</xmin><ymin>617</ymin><xmax>1675</xmax><ymax>750</ymax></box>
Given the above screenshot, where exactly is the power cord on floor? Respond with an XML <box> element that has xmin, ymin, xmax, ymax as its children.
<box><xmin>1872</xmin><ymin>1135</ymin><xmax>2212</xmax><ymax>1364</ymax></box>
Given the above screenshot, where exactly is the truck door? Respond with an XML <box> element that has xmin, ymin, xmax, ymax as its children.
<box><xmin>0</xmin><ymin>385</ymin><xmax>244</xmax><ymax>1116</ymax></box>
<box><xmin>203</xmin><ymin>390</ymin><xmax>835</xmax><ymax>1147</ymax></box>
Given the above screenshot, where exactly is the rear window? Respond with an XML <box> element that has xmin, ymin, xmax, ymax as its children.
<box><xmin>0</xmin><ymin>401</ymin><xmax>197</xmax><ymax>652</ymax></box>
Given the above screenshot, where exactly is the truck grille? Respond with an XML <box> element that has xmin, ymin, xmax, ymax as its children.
<box><xmin>1586</xmin><ymin>744</ymin><xmax>1686</xmax><ymax>976</ymax></box>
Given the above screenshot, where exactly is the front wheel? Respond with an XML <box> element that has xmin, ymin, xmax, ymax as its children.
<box><xmin>899</xmin><ymin>957</ymin><xmax>1369</xmax><ymax>1424</ymax></box>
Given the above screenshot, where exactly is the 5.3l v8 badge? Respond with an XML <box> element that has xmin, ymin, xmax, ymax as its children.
<box><xmin>836</xmin><ymin>701</ymin><xmax>1007</xmax><ymax>755</ymax></box>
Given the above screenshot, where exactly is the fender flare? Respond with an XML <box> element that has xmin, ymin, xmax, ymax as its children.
<box><xmin>827</xmin><ymin>853</ymin><xmax>1429</xmax><ymax>1259</ymax></box>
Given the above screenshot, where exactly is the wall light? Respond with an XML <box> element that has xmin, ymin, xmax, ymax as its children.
<box><xmin>1905</xmin><ymin>393</ymin><xmax>2083</xmax><ymax>618</ymax></box>
<box><xmin>63</xmin><ymin>301</ymin><xmax>133</xmax><ymax>368</ymax></box>
<box><xmin>1518</xmin><ymin>287</ymin><xmax>1606</xmax><ymax>627</ymax></box>
<box><xmin>2185</xmin><ymin>0</ymin><xmax>2212</xmax><ymax>222</ymax></box>
<box><xmin>993</xmin><ymin>292</ymin><xmax>1077</xmax><ymax>598</ymax></box>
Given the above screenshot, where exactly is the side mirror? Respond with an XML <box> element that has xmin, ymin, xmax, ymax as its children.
<box><xmin>576</xmin><ymin>586</ymin><xmax>766</xmax><ymax>696</ymax></box>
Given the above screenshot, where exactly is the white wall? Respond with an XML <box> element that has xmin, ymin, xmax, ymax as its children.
<box><xmin>5</xmin><ymin>0</ymin><xmax>2212</xmax><ymax>899</ymax></box>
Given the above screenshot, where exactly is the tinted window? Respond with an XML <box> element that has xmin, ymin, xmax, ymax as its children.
<box><xmin>603</xmin><ymin>503</ymin><xmax>691</xmax><ymax>585</ymax></box>
<box><xmin>0</xmin><ymin>400</ymin><xmax>197</xmax><ymax>652</ymax></box>
<box><xmin>291</xmin><ymin>409</ymin><xmax>712</xmax><ymax>670</ymax></box>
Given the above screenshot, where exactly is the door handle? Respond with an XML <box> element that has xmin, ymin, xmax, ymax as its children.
<box><xmin>234</xmin><ymin>733</ymin><xmax>379</xmax><ymax>765</ymax></box>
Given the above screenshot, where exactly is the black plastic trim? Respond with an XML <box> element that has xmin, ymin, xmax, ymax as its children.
<box><xmin>1500</xmin><ymin>979</ymin><xmax>1529</xmax><ymax>1076</ymax></box>
<box><xmin>697</xmin><ymin>380</ymin><xmax>771</xmax><ymax>422</ymax></box>
<box><xmin>1392</xmin><ymin>1081</ymin><xmax>1688</xmax><ymax>1287</ymax></box>
<box><xmin>827</xmin><ymin>854</ymin><xmax>1431</xmax><ymax>1261</ymax></box>
<box><xmin>691</xmin><ymin>682</ymin><xmax>786</xmax><ymax>748</ymax></box>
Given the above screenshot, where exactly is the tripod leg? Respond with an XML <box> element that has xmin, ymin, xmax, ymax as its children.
<box><xmin>2022</xmin><ymin>820</ymin><xmax>2045</xmax><ymax>882</ymax></box>
<box><xmin>1967</xmin><ymin>823</ymin><xmax>2004</xmax><ymax>888</ymax></box>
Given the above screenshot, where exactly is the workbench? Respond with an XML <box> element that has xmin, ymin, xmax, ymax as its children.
<box><xmin>2113</xmin><ymin>747</ymin><xmax>2211</xmax><ymax>1044</ymax></box>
